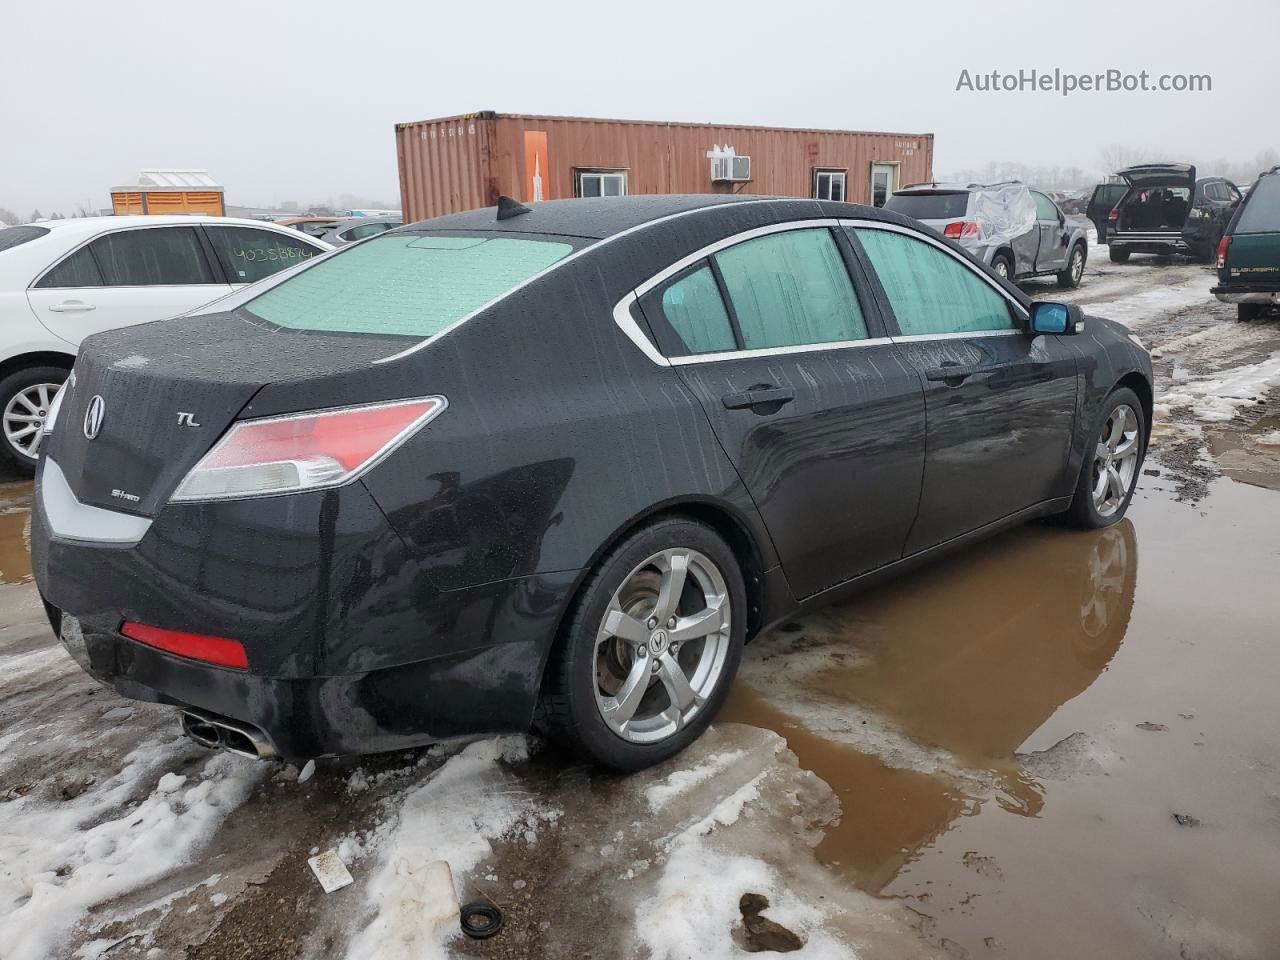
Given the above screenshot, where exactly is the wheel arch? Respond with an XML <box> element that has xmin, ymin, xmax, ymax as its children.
<box><xmin>0</xmin><ymin>350</ymin><xmax>76</xmax><ymax>383</ymax></box>
<box><xmin>1116</xmin><ymin>371</ymin><xmax>1153</xmax><ymax>443</ymax></box>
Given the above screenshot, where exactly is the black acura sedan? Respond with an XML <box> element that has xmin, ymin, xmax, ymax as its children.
<box><xmin>32</xmin><ymin>195</ymin><xmax>1152</xmax><ymax>770</ymax></box>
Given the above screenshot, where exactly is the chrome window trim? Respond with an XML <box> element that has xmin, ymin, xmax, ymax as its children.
<box><xmin>670</xmin><ymin>337</ymin><xmax>895</xmax><ymax>366</ymax></box>
<box><xmin>375</xmin><ymin>197</ymin><xmax>808</xmax><ymax>364</ymax></box>
<box><xmin>890</xmin><ymin>329</ymin><xmax>1024</xmax><ymax>343</ymax></box>
<box><xmin>613</xmin><ymin>293</ymin><xmax>671</xmax><ymax>367</ymax></box>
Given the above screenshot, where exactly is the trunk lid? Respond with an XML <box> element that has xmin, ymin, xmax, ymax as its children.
<box><xmin>47</xmin><ymin>313</ymin><xmax>403</xmax><ymax>516</ymax></box>
<box><xmin>1117</xmin><ymin>163</ymin><xmax>1196</xmax><ymax>191</ymax></box>
<box><xmin>1223</xmin><ymin>233</ymin><xmax>1280</xmax><ymax>284</ymax></box>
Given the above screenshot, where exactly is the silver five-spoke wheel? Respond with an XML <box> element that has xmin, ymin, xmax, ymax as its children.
<box><xmin>1071</xmin><ymin>248</ymin><xmax>1085</xmax><ymax>284</ymax></box>
<box><xmin>1091</xmin><ymin>403</ymin><xmax>1140</xmax><ymax>518</ymax></box>
<box><xmin>3</xmin><ymin>383</ymin><xmax>59</xmax><ymax>461</ymax></box>
<box><xmin>594</xmin><ymin>547</ymin><xmax>731</xmax><ymax>744</ymax></box>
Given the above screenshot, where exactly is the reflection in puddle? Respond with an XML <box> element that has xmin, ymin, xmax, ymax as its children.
<box><xmin>720</xmin><ymin>520</ymin><xmax>1137</xmax><ymax>892</ymax></box>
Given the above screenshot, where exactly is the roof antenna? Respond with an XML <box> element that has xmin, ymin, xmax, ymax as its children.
<box><xmin>496</xmin><ymin>195</ymin><xmax>531</xmax><ymax>220</ymax></box>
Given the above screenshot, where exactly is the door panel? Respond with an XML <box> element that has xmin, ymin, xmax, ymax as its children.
<box><xmin>674</xmin><ymin>348</ymin><xmax>925</xmax><ymax>595</ymax></box>
<box><xmin>1010</xmin><ymin>226</ymin><xmax>1040</xmax><ymax>275</ymax></box>
<box><xmin>895</xmin><ymin>333</ymin><xmax>1077</xmax><ymax>552</ymax></box>
<box><xmin>27</xmin><ymin>285</ymin><xmax>230</xmax><ymax>347</ymax></box>
<box><xmin>1032</xmin><ymin>193</ymin><xmax>1069</xmax><ymax>272</ymax></box>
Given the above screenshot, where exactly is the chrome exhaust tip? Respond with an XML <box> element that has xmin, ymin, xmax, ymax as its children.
<box><xmin>180</xmin><ymin>709</ymin><xmax>278</xmax><ymax>760</ymax></box>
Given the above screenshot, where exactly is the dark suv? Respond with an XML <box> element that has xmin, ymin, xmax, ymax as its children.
<box><xmin>1213</xmin><ymin>165</ymin><xmax>1280</xmax><ymax>321</ymax></box>
<box><xmin>1089</xmin><ymin>164</ymin><xmax>1241</xmax><ymax>262</ymax></box>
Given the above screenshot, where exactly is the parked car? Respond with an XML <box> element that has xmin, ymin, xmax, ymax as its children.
<box><xmin>32</xmin><ymin>195</ymin><xmax>1151</xmax><ymax>770</ymax></box>
<box><xmin>1050</xmin><ymin>190</ymin><xmax>1088</xmax><ymax>216</ymax></box>
<box><xmin>0</xmin><ymin>216</ymin><xmax>331</xmax><ymax>472</ymax></box>
<box><xmin>885</xmin><ymin>182</ymin><xmax>1089</xmax><ymax>288</ymax></box>
<box><xmin>1089</xmin><ymin>164</ymin><xmax>1241</xmax><ymax>263</ymax></box>
<box><xmin>1212</xmin><ymin>165</ymin><xmax>1280</xmax><ymax>321</ymax></box>
<box><xmin>314</xmin><ymin>214</ymin><xmax>404</xmax><ymax>246</ymax></box>
<box><xmin>1085</xmin><ymin>180</ymin><xmax>1129</xmax><ymax>245</ymax></box>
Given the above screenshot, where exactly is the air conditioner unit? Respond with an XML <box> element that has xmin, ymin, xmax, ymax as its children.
<box><xmin>710</xmin><ymin>154</ymin><xmax>752</xmax><ymax>183</ymax></box>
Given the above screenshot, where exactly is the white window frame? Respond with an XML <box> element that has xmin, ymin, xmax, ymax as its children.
<box><xmin>813</xmin><ymin>169</ymin><xmax>847</xmax><ymax>202</ymax></box>
<box><xmin>575</xmin><ymin>169</ymin><xmax>628</xmax><ymax>199</ymax></box>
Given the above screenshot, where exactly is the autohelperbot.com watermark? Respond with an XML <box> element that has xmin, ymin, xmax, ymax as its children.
<box><xmin>955</xmin><ymin>68</ymin><xmax>1212</xmax><ymax>97</ymax></box>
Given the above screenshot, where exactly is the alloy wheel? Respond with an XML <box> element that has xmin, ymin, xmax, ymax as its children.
<box><xmin>3</xmin><ymin>383</ymin><xmax>60</xmax><ymax>460</ymax></box>
<box><xmin>1071</xmin><ymin>248</ymin><xmax>1085</xmax><ymax>283</ymax></box>
<box><xmin>994</xmin><ymin>260</ymin><xmax>1009</xmax><ymax>278</ymax></box>
<box><xmin>1091</xmin><ymin>403</ymin><xmax>1140</xmax><ymax>518</ymax></box>
<box><xmin>594</xmin><ymin>547</ymin><xmax>732</xmax><ymax>744</ymax></box>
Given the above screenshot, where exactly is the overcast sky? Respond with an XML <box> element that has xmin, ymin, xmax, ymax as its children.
<box><xmin>4</xmin><ymin>0</ymin><xmax>1276</xmax><ymax>214</ymax></box>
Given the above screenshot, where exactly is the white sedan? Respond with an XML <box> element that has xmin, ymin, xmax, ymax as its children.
<box><xmin>0</xmin><ymin>216</ymin><xmax>331</xmax><ymax>472</ymax></box>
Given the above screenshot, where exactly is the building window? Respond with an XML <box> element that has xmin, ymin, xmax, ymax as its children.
<box><xmin>575</xmin><ymin>169</ymin><xmax>628</xmax><ymax>198</ymax></box>
<box><xmin>813</xmin><ymin>169</ymin><xmax>847</xmax><ymax>202</ymax></box>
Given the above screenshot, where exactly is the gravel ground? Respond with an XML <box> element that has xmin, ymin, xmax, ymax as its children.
<box><xmin>1</xmin><ymin>247</ymin><xmax>1278</xmax><ymax>960</ymax></box>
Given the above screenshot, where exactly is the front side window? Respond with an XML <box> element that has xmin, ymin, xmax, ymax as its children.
<box><xmin>813</xmin><ymin>169</ymin><xmax>847</xmax><ymax>202</ymax></box>
<box><xmin>243</xmin><ymin>233</ymin><xmax>575</xmax><ymax>337</ymax></box>
<box><xmin>35</xmin><ymin>247</ymin><xmax>103</xmax><ymax>288</ymax></box>
<box><xmin>657</xmin><ymin>264</ymin><xmax>736</xmax><ymax>355</ymax></box>
<box><xmin>576</xmin><ymin>170</ymin><xmax>627</xmax><ymax>198</ymax></box>
<box><xmin>854</xmin><ymin>228</ymin><xmax>1015</xmax><ymax>336</ymax></box>
<box><xmin>715</xmin><ymin>229</ymin><xmax>868</xmax><ymax>349</ymax></box>
<box><xmin>90</xmin><ymin>227</ymin><xmax>217</xmax><ymax>286</ymax></box>
<box><xmin>1032</xmin><ymin>192</ymin><xmax>1060</xmax><ymax>220</ymax></box>
<box><xmin>205</xmin><ymin>226</ymin><xmax>322</xmax><ymax>283</ymax></box>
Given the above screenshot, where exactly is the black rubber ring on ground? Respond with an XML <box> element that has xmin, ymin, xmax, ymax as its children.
<box><xmin>460</xmin><ymin>901</ymin><xmax>504</xmax><ymax>939</ymax></box>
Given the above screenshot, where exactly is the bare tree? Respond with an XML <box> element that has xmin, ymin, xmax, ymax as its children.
<box><xmin>0</xmin><ymin>208</ymin><xmax>21</xmax><ymax>226</ymax></box>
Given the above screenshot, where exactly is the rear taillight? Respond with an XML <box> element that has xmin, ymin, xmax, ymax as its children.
<box><xmin>171</xmin><ymin>396</ymin><xmax>446</xmax><ymax>502</ymax></box>
<box><xmin>122</xmin><ymin>622</ymin><xmax>248</xmax><ymax>669</ymax></box>
<box><xmin>1108</xmin><ymin>207</ymin><xmax>1119</xmax><ymax>221</ymax></box>
<box><xmin>943</xmin><ymin>221</ymin><xmax>981</xmax><ymax>240</ymax></box>
<box><xmin>1217</xmin><ymin>234</ymin><xmax>1230</xmax><ymax>269</ymax></box>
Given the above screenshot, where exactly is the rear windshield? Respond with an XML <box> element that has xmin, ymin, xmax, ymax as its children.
<box><xmin>243</xmin><ymin>233</ymin><xmax>577</xmax><ymax>337</ymax></box>
<box><xmin>1235</xmin><ymin>175</ymin><xmax>1280</xmax><ymax>233</ymax></box>
<box><xmin>0</xmin><ymin>225</ymin><xmax>50</xmax><ymax>252</ymax></box>
<box><xmin>883</xmin><ymin>192</ymin><xmax>970</xmax><ymax>221</ymax></box>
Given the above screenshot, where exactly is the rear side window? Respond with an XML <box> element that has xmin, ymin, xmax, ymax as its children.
<box><xmin>205</xmin><ymin>226</ymin><xmax>322</xmax><ymax>283</ymax></box>
<box><xmin>0</xmin><ymin>225</ymin><xmax>49</xmax><ymax>252</ymax></box>
<box><xmin>715</xmin><ymin>229</ymin><xmax>867</xmax><ymax>349</ymax></box>
<box><xmin>658</xmin><ymin>265</ymin><xmax>736</xmax><ymax>354</ymax></box>
<box><xmin>854</xmin><ymin>228</ymin><xmax>1015</xmax><ymax>336</ymax></box>
<box><xmin>36</xmin><ymin>247</ymin><xmax>103</xmax><ymax>288</ymax></box>
<box><xmin>244</xmin><ymin>233</ymin><xmax>575</xmax><ymax>337</ymax></box>
<box><xmin>89</xmin><ymin>227</ymin><xmax>216</xmax><ymax>286</ymax></box>
<box><xmin>1234</xmin><ymin>175</ymin><xmax>1280</xmax><ymax>233</ymax></box>
<box><xmin>883</xmin><ymin>192</ymin><xmax>970</xmax><ymax>220</ymax></box>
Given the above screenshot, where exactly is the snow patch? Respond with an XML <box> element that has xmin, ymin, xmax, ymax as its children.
<box><xmin>1081</xmin><ymin>283</ymin><xmax>1207</xmax><ymax>328</ymax></box>
<box><xmin>1160</xmin><ymin>352</ymin><xmax>1280</xmax><ymax>423</ymax></box>
<box><xmin>644</xmin><ymin>749</ymin><xmax>746</xmax><ymax>810</ymax></box>
<box><xmin>0</xmin><ymin>744</ymin><xmax>263</xmax><ymax>960</ymax></box>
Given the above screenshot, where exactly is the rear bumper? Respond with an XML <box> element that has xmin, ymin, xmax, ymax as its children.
<box><xmin>1211</xmin><ymin>284</ymin><xmax>1280</xmax><ymax>305</ymax></box>
<box><xmin>32</xmin><ymin>460</ymin><xmax>579</xmax><ymax>759</ymax></box>
<box><xmin>1109</xmin><ymin>232</ymin><xmax>1191</xmax><ymax>253</ymax></box>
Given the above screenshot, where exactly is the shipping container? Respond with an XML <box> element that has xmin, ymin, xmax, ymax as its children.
<box><xmin>395</xmin><ymin>111</ymin><xmax>933</xmax><ymax>222</ymax></box>
<box><xmin>110</xmin><ymin>169</ymin><xmax>225</xmax><ymax>217</ymax></box>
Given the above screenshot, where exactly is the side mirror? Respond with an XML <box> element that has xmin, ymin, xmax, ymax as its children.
<box><xmin>1030</xmin><ymin>301</ymin><xmax>1084</xmax><ymax>335</ymax></box>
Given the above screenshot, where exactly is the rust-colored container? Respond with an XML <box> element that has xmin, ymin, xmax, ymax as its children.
<box><xmin>395</xmin><ymin>111</ymin><xmax>934</xmax><ymax>223</ymax></box>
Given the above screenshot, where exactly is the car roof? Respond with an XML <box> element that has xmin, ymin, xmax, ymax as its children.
<box><xmin>403</xmin><ymin>195</ymin><xmax>778</xmax><ymax>240</ymax></box>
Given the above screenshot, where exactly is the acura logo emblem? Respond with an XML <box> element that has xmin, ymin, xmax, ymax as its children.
<box><xmin>83</xmin><ymin>395</ymin><xmax>105</xmax><ymax>440</ymax></box>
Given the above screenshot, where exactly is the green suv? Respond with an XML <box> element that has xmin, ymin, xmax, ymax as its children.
<box><xmin>1213</xmin><ymin>166</ymin><xmax>1280</xmax><ymax>321</ymax></box>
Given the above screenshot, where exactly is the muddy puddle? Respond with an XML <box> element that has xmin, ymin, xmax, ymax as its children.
<box><xmin>0</xmin><ymin>481</ymin><xmax>33</xmax><ymax>586</ymax></box>
<box><xmin>1207</xmin><ymin>413</ymin><xmax>1280</xmax><ymax>493</ymax></box>
<box><xmin>724</xmin><ymin>470</ymin><xmax>1280</xmax><ymax>958</ymax></box>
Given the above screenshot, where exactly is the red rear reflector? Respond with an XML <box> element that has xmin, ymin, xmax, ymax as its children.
<box><xmin>1108</xmin><ymin>207</ymin><xmax>1119</xmax><ymax>220</ymax></box>
<box><xmin>122</xmin><ymin>622</ymin><xmax>248</xmax><ymax>669</ymax></box>
<box><xmin>1217</xmin><ymin>234</ymin><xmax>1230</xmax><ymax>269</ymax></box>
<box><xmin>943</xmin><ymin>221</ymin><xmax>980</xmax><ymax>239</ymax></box>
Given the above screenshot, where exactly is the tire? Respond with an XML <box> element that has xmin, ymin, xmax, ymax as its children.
<box><xmin>1109</xmin><ymin>247</ymin><xmax>1131</xmax><ymax>264</ymax></box>
<box><xmin>1061</xmin><ymin>386</ymin><xmax>1146</xmax><ymax>529</ymax></box>
<box><xmin>0</xmin><ymin>365</ymin><xmax>70</xmax><ymax>476</ymax></box>
<box><xmin>1057</xmin><ymin>244</ymin><xmax>1086</xmax><ymax>289</ymax></box>
<box><xmin>991</xmin><ymin>253</ymin><xmax>1014</xmax><ymax>281</ymax></box>
<box><xmin>540</xmin><ymin>516</ymin><xmax>746</xmax><ymax>771</ymax></box>
<box><xmin>1237</xmin><ymin>303</ymin><xmax>1264</xmax><ymax>322</ymax></box>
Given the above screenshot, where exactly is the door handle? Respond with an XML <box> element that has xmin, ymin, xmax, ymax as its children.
<box><xmin>925</xmin><ymin>363</ymin><xmax>985</xmax><ymax>382</ymax></box>
<box><xmin>722</xmin><ymin>387</ymin><xmax>795</xmax><ymax>410</ymax></box>
<box><xmin>47</xmin><ymin>301</ymin><xmax>96</xmax><ymax>313</ymax></box>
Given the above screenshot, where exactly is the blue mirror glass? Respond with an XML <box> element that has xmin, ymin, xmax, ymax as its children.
<box><xmin>1033</xmin><ymin>302</ymin><xmax>1070</xmax><ymax>334</ymax></box>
